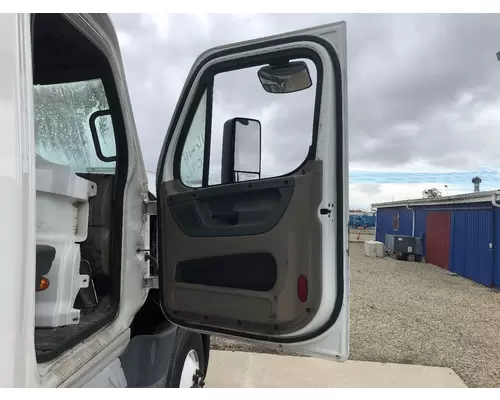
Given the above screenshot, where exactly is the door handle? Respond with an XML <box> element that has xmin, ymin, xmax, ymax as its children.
<box><xmin>212</xmin><ymin>211</ymin><xmax>238</xmax><ymax>224</ymax></box>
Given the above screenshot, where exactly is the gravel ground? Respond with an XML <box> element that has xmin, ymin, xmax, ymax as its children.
<box><xmin>211</xmin><ymin>242</ymin><xmax>500</xmax><ymax>387</ymax></box>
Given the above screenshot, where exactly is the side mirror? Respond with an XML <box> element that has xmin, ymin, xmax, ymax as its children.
<box><xmin>221</xmin><ymin>118</ymin><xmax>262</xmax><ymax>185</ymax></box>
<box><xmin>89</xmin><ymin>109</ymin><xmax>117</xmax><ymax>162</ymax></box>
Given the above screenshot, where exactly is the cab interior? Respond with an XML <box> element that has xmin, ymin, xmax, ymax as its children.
<box><xmin>32</xmin><ymin>13</ymin><xmax>128</xmax><ymax>363</ymax></box>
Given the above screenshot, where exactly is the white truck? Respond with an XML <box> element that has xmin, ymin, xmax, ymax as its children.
<box><xmin>0</xmin><ymin>13</ymin><xmax>349</xmax><ymax>387</ymax></box>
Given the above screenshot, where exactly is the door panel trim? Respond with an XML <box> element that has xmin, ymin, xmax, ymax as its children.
<box><xmin>161</xmin><ymin>161</ymin><xmax>323</xmax><ymax>335</ymax></box>
<box><xmin>167</xmin><ymin>177</ymin><xmax>294</xmax><ymax>237</ymax></box>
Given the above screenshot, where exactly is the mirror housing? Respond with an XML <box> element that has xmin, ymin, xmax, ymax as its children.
<box><xmin>221</xmin><ymin>118</ymin><xmax>262</xmax><ymax>185</ymax></box>
<box><xmin>89</xmin><ymin>109</ymin><xmax>116</xmax><ymax>162</ymax></box>
<box><xmin>257</xmin><ymin>61</ymin><xmax>312</xmax><ymax>94</ymax></box>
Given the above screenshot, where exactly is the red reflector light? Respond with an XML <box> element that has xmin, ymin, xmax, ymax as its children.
<box><xmin>298</xmin><ymin>275</ymin><xmax>308</xmax><ymax>302</ymax></box>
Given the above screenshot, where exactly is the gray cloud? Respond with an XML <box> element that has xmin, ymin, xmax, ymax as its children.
<box><xmin>111</xmin><ymin>13</ymin><xmax>500</xmax><ymax>177</ymax></box>
<box><xmin>357</xmin><ymin>183</ymin><xmax>383</xmax><ymax>196</ymax></box>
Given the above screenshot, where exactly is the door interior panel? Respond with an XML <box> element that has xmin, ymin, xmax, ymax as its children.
<box><xmin>168</xmin><ymin>178</ymin><xmax>294</xmax><ymax>237</ymax></box>
<box><xmin>161</xmin><ymin>160</ymin><xmax>324</xmax><ymax>336</ymax></box>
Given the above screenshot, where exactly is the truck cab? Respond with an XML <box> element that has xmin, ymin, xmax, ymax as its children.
<box><xmin>0</xmin><ymin>13</ymin><xmax>349</xmax><ymax>387</ymax></box>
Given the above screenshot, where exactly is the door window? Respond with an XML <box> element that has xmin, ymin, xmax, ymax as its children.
<box><xmin>177</xmin><ymin>58</ymin><xmax>318</xmax><ymax>187</ymax></box>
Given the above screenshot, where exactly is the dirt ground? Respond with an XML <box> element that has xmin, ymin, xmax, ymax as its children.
<box><xmin>211</xmin><ymin>242</ymin><xmax>500</xmax><ymax>388</ymax></box>
<box><xmin>349</xmin><ymin>228</ymin><xmax>375</xmax><ymax>242</ymax></box>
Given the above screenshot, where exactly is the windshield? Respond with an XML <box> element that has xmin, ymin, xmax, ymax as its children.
<box><xmin>33</xmin><ymin>79</ymin><xmax>116</xmax><ymax>174</ymax></box>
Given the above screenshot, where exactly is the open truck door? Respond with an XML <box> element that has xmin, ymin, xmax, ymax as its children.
<box><xmin>155</xmin><ymin>22</ymin><xmax>349</xmax><ymax>361</ymax></box>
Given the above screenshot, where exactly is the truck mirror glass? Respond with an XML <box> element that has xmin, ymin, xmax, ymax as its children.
<box><xmin>221</xmin><ymin>118</ymin><xmax>261</xmax><ymax>184</ymax></box>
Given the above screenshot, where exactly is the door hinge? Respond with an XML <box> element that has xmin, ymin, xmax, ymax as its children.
<box><xmin>143</xmin><ymin>274</ymin><xmax>159</xmax><ymax>290</ymax></box>
<box><xmin>142</xmin><ymin>193</ymin><xmax>157</xmax><ymax>216</ymax></box>
<box><xmin>138</xmin><ymin>249</ymin><xmax>159</xmax><ymax>289</ymax></box>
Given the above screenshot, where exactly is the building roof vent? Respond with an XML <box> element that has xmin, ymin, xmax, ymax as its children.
<box><xmin>472</xmin><ymin>176</ymin><xmax>482</xmax><ymax>193</ymax></box>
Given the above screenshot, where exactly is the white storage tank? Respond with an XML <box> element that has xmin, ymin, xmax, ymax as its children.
<box><xmin>364</xmin><ymin>240</ymin><xmax>384</xmax><ymax>258</ymax></box>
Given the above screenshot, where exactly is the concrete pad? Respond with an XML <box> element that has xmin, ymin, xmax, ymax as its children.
<box><xmin>205</xmin><ymin>351</ymin><xmax>467</xmax><ymax>388</ymax></box>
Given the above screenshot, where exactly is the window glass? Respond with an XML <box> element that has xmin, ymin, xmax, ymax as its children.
<box><xmin>180</xmin><ymin>90</ymin><xmax>207</xmax><ymax>187</ymax></box>
<box><xmin>209</xmin><ymin>58</ymin><xmax>317</xmax><ymax>185</ymax></box>
<box><xmin>33</xmin><ymin>79</ymin><xmax>116</xmax><ymax>174</ymax></box>
<box><xmin>392</xmin><ymin>213</ymin><xmax>400</xmax><ymax>231</ymax></box>
<box><xmin>177</xmin><ymin>58</ymin><xmax>317</xmax><ymax>188</ymax></box>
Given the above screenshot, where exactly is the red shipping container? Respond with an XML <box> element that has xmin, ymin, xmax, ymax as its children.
<box><xmin>426</xmin><ymin>212</ymin><xmax>451</xmax><ymax>270</ymax></box>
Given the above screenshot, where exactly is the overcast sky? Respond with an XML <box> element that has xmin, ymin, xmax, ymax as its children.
<box><xmin>111</xmin><ymin>13</ymin><xmax>500</xmax><ymax>209</ymax></box>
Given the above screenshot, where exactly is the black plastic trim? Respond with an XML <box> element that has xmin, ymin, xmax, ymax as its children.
<box><xmin>201</xmin><ymin>77</ymin><xmax>213</xmax><ymax>187</ymax></box>
<box><xmin>220</xmin><ymin>119</ymin><xmax>235</xmax><ymax>185</ymax></box>
<box><xmin>156</xmin><ymin>34</ymin><xmax>345</xmax><ymax>344</ymax></box>
<box><xmin>119</xmin><ymin>323</ymin><xmax>178</xmax><ymax>388</ymax></box>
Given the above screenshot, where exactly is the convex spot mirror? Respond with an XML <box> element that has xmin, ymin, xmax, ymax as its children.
<box><xmin>257</xmin><ymin>61</ymin><xmax>312</xmax><ymax>94</ymax></box>
<box><xmin>221</xmin><ymin>118</ymin><xmax>262</xmax><ymax>184</ymax></box>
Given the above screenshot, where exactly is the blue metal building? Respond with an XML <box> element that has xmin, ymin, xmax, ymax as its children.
<box><xmin>349</xmin><ymin>213</ymin><xmax>376</xmax><ymax>228</ymax></box>
<box><xmin>372</xmin><ymin>191</ymin><xmax>500</xmax><ymax>288</ymax></box>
